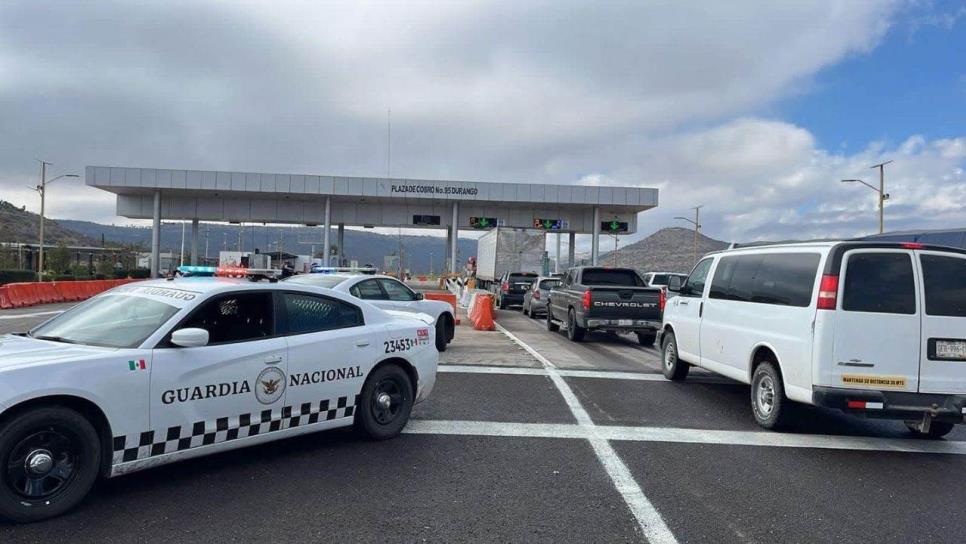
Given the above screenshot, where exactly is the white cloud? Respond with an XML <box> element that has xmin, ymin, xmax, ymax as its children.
<box><xmin>5</xmin><ymin>0</ymin><xmax>964</xmax><ymax>249</ymax></box>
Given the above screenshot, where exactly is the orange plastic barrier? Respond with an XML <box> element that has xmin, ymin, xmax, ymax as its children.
<box><xmin>0</xmin><ymin>279</ymin><xmax>146</xmax><ymax>310</ymax></box>
<box><xmin>467</xmin><ymin>293</ymin><xmax>495</xmax><ymax>331</ymax></box>
<box><xmin>423</xmin><ymin>292</ymin><xmax>461</xmax><ymax>325</ymax></box>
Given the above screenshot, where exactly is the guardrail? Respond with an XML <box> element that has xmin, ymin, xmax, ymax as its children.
<box><xmin>0</xmin><ymin>279</ymin><xmax>144</xmax><ymax>309</ymax></box>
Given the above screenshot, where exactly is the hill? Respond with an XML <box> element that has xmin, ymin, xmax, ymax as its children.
<box><xmin>57</xmin><ymin>220</ymin><xmax>477</xmax><ymax>274</ymax></box>
<box><xmin>599</xmin><ymin>227</ymin><xmax>730</xmax><ymax>273</ymax></box>
<box><xmin>0</xmin><ymin>200</ymin><xmax>97</xmax><ymax>246</ymax></box>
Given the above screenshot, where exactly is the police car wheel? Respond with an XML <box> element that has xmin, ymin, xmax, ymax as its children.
<box><xmin>435</xmin><ymin>318</ymin><xmax>449</xmax><ymax>352</ymax></box>
<box><xmin>355</xmin><ymin>365</ymin><xmax>414</xmax><ymax>440</ymax></box>
<box><xmin>0</xmin><ymin>407</ymin><xmax>100</xmax><ymax>523</ymax></box>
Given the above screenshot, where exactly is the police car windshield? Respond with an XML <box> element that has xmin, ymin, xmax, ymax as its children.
<box><xmin>283</xmin><ymin>274</ymin><xmax>350</xmax><ymax>288</ymax></box>
<box><xmin>30</xmin><ymin>295</ymin><xmax>180</xmax><ymax>348</ymax></box>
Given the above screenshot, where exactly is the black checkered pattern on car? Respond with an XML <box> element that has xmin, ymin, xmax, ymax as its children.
<box><xmin>112</xmin><ymin>395</ymin><xmax>357</xmax><ymax>464</ymax></box>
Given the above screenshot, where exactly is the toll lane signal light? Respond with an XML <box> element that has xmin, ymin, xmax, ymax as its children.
<box><xmin>602</xmin><ymin>221</ymin><xmax>628</xmax><ymax>233</ymax></box>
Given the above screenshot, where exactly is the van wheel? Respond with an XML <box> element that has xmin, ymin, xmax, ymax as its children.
<box><xmin>905</xmin><ymin>420</ymin><xmax>955</xmax><ymax>439</ymax></box>
<box><xmin>0</xmin><ymin>407</ymin><xmax>101</xmax><ymax>523</ymax></box>
<box><xmin>661</xmin><ymin>331</ymin><xmax>689</xmax><ymax>381</ymax></box>
<box><xmin>355</xmin><ymin>364</ymin><xmax>414</xmax><ymax>440</ymax></box>
<box><xmin>750</xmin><ymin>362</ymin><xmax>792</xmax><ymax>430</ymax></box>
<box><xmin>636</xmin><ymin>332</ymin><xmax>656</xmax><ymax>346</ymax></box>
<box><xmin>522</xmin><ymin>304</ymin><xmax>529</xmax><ymax>317</ymax></box>
<box><xmin>566</xmin><ymin>309</ymin><xmax>585</xmax><ymax>342</ymax></box>
<box><xmin>499</xmin><ymin>298</ymin><xmax>507</xmax><ymax>310</ymax></box>
<box><xmin>546</xmin><ymin>307</ymin><xmax>559</xmax><ymax>332</ymax></box>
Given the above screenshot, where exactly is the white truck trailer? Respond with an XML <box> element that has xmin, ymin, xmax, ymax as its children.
<box><xmin>475</xmin><ymin>227</ymin><xmax>547</xmax><ymax>290</ymax></box>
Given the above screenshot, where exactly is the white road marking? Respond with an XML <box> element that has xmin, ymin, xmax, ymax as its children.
<box><xmin>494</xmin><ymin>322</ymin><xmax>679</xmax><ymax>544</ymax></box>
<box><xmin>440</xmin><ymin>365</ymin><xmax>548</xmax><ymax>376</ymax></box>
<box><xmin>439</xmin><ymin>364</ymin><xmax>733</xmax><ymax>384</ymax></box>
<box><xmin>404</xmin><ymin>419</ymin><xmax>966</xmax><ymax>456</ymax></box>
<box><xmin>0</xmin><ymin>310</ymin><xmax>64</xmax><ymax>320</ymax></box>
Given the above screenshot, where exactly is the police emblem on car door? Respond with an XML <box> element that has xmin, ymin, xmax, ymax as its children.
<box><xmin>143</xmin><ymin>291</ymin><xmax>288</xmax><ymax>464</ymax></box>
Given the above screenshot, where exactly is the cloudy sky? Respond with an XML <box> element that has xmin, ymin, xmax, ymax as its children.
<box><xmin>1</xmin><ymin>0</ymin><xmax>964</xmax><ymax>244</ymax></box>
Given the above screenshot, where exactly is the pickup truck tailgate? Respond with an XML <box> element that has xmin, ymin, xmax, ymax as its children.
<box><xmin>587</xmin><ymin>287</ymin><xmax>662</xmax><ymax>320</ymax></box>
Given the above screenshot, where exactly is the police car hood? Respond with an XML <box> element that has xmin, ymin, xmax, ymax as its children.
<box><xmin>0</xmin><ymin>334</ymin><xmax>113</xmax><ymax>369</ymax></box>
<box><xmin>382</xmin><ymin>309</ymin><xmax>435</xmax><ymax>326</ymax></box>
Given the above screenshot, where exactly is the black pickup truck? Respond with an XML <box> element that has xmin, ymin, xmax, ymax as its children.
<box><xmin>546</xmin><ymin>266</ymin><xmax>665</xmax><ymax>345</ymax></box>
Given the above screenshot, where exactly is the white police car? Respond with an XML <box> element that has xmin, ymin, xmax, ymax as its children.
<box><xmin>0</xmin><ymin>278</ymin><xmax>438</xmax><ymax>522</ymax></box>
<box><xmin>285</xmin><ymin>273</ymin><xmax>456</xmax><ymax>351</ymax></box>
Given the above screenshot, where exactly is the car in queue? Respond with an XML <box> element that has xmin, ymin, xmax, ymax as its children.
<box><xmin>522</xmin><ymin>275</ymin><xmax>562</xmax><ymax>318</ymax></box>
<box><xmin>546</xmin><ymin>266</ymin><xmax>665</xmax><ymax>345</ymax></box>
<box><xmin>0</xmin><ymin>278</ymin><xmax>438</xmax><ymax>522</ymax></box>
<box><xmin>285</xmin><ymin>273</ymin><xmax>455</xmax><ymax>351</ymax></box>
<box><xmin>493</xmin><ymin>270</ymin><xmax>539</xmax><ymax>310</ymax></box>
<box><xmin>660</xmin><ymin>241</ymin><xmax>966</xmax><ymax>437</ymax></box>
<box><xmin>642</xmin><ymin>271</ymin><xmax>689</xmax><ymax>289</ymax></box>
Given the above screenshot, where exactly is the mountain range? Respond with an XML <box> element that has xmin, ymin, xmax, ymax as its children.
<box><xmin>599</xmin><ymin>227</ymin><xmax>730</xmax><ymax>273</ymax></box>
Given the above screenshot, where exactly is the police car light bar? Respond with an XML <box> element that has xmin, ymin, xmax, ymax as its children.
<box><xmin>310</xmin><ymin>266</ymin><xmax>378</xmax><ymax>275</ymax></box>
<box><xmin>176</xmin><ymin>265</ymin><xmax>217</xmax><ymax>276</ymax></box>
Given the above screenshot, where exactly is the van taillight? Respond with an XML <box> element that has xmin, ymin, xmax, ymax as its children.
<box><xmin>532</xmin><ymin>290</ymin><xmax>540</xmax><ymax>300</ymax></box>
<box><xmin>817</xmin><ymin>274</ymin><xmax>839</xmax><ymax>310</ymax></box>
<box><xmin>501</xmin><ymin>281</ymin><xmax>509</xmax><ymax>292</ymax></box>
<box><xmin>582</xmin><ymin>290</ymin><xmax>592</xmax><ymax>311</ymax></box>
<box><xmin>659</xmin><ymin>287</ymin><xmax>667</xmax><ymax>312</ymax></box>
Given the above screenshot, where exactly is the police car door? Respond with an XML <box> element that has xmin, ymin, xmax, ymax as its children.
<box><xmin>279</xmin><ymin>291</ymin><xmax>372</xmax><ymax>426</ymax></box>
<box><xmin>149</xmin><ymin>291</ymin><xmax>288</xmax><ymax>460</ymax></box>
<box><xmin>377</xmin><ymin>278</ymin><xmax>419</xmax><ymax>311</ymax></box>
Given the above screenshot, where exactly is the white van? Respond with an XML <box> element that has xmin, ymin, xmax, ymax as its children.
<box><xmin>659</xmin><ymin>241</ymin><xmax>966</xmax><ymax>438</ymax></box>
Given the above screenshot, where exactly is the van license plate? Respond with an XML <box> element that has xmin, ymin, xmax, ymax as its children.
<box><xmin>618</xmin><ymin>319</ymin><xmax>632</xmax><ymax>326</ymax></box>
<box><xmin>936</xmin><ymin>340</ymin><xmax>966</xmax><ymax>360</ymax></box>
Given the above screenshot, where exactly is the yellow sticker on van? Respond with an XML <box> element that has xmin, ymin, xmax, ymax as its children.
<box><xmin>841</xmin><ymin>375</ymin><xmax>906</xmax><ymax>388</ymax></box>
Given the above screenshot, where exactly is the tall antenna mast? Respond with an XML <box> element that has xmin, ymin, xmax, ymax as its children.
<box><xmin>386</xmin><ymin>108</ymin><xmax>392</xmax><ymax>178</ymax></box>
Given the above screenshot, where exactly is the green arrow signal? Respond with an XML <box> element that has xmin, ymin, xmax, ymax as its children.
<box><xmin>479</xmin><ymin>217</ymin><xmax>490</xmax><ymax>227</ymax></box>
<box><xmin>610</xmin><ymin>221</ymin><xmax>620</xmax><ymax>232</ymax></box>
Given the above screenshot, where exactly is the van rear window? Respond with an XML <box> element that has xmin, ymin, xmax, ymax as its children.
<box><xmin>581</xmin><ymin>268</ymin><xmax>645</xmax><ymax>286</ymax></box>
<box><xmin>842</xmin><ymin>253</ymin><xmax>916</xmax><ymax>314</ymax></box>
<box><xmin>921</xmin><ymin>254</ymin><xmax>966</xmax><ymax>317</ymax></box>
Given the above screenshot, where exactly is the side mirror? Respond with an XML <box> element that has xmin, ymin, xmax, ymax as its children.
<box><xmin>414</xmin><ymin>292</ymin><xmax>424</xmax><ymax>301</ymax></box>
<box><xmin>171</xmin><ymin>328</ymin><xmax>209</xmax><ymax>348</ymax></box>
<box><xmin>667</xmin><ymin>276</ymin><xmax>683</xmax><ymax>293</ymax></box>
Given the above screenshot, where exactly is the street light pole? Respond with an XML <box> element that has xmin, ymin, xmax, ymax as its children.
<box><xmin>33</xmin><ymin>162</ymin><xmax>78</xmax><ymax>280</ymax></box>
<box><xmin>842</xmin><ymin>166</ymin><xmax>892</xmax><ymax>234</ymax></box>
<box><xmin>674</xmin><ymin>205</ymin><xmax>704</xmax><ymax>266</ymax></box>
<box><xmin>871</xmin><ymin>160</ymin><xmax>893</xmax><ymax>234</ymax></box>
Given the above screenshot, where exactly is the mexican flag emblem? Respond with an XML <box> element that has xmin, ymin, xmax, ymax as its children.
<box><xmin>128</xmin><ymin>359</ymin><xmax>147</xmax><ymax>371</ymax></box>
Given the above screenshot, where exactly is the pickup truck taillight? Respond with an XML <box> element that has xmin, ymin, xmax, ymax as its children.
<box><xmin>817</xmin><ymin>274</ymin><xmax>838</xmax><ymax>310</ymax></box>
<box><xmin>501</xmin><ymin>281</ymin><xmax>510</xmax><ymax>292</ymax></box>
<box><xmin>659</xmin><ymin>287</ymin><xmax>667</xmax><ymax>312</ymax></box>
<box><xmin>582</xmin><ymin>290</ymin><xmax>592</xmax><ymax>311</ymax></box>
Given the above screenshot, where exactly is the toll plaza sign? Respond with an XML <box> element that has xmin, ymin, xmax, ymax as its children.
<box><xmin>389</xmin><ymin>184</ymin><xmax>479</xmax><ymax>196</ymax></box>
<box><xmin>533</xmin><ymin>218</ymin><xmax>563</xmax><ymax>230</ymax></box>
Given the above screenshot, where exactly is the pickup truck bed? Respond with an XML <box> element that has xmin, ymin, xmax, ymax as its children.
<box><xmin>546</xmin><ymin>266</ymin><xmax>664</xmax><ymax>345</ymax></box>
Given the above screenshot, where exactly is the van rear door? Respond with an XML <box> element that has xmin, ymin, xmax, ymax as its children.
<box><xmin>916</xmin><ymin>251</ymin><xmax>966</xmax><ymax>394</ymax></box>
<box><xmin>831</xmin><ymin>249</ymin><xmax>920</xmax><ymax>393</ymax></box>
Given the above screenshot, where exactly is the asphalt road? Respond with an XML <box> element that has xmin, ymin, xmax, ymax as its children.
<box><xmin>1</xmin><ymin>303</ymin><xmax>965</xmax><ymax>543</ymax></box>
